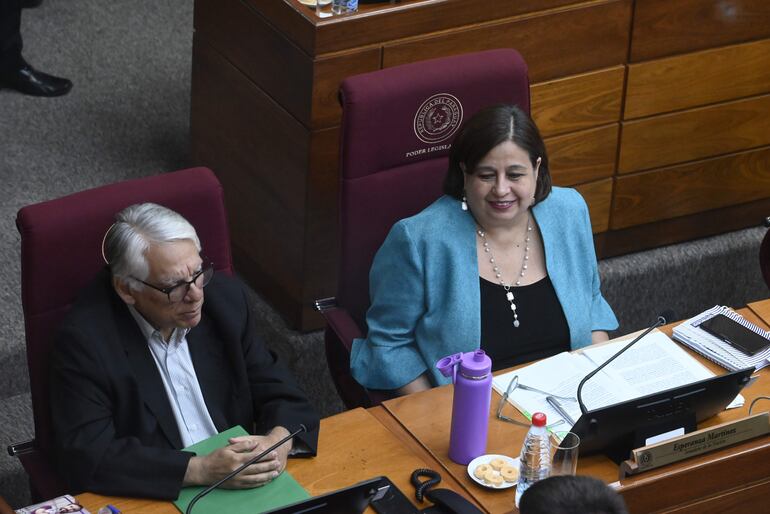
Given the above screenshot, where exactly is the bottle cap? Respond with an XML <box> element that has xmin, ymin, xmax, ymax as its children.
<box><xmin>458</xmin><ymin>349</ymin><xmax>492</xmax><ymax>378</ymax></box>
<box><xmin>435</xmin><ymin>353</ymin><xmax>463</xmax><ymax>378</ymax></box>
<box><xmin>532</xmin><ymin>412</ymin><xmax>547</xmax><ymax>427</ymax></box>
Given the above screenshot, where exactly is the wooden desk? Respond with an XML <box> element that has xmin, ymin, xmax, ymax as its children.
<box><xmin>75</xmin><ymin>407</ymin><xmax>479</xmax><ymax>513</ymax></box>
<box><xmin>382</xmin><ymin>308</ymin><xmax>770</xmax><ymax>513</ymax></box>
<box><xmin>72</xmin><ymin>306</ymin><xmax>770</xmax><ymax>513</ymax></box>
<box><xmin>747</xmin><ymin>298</ymin><xmax>770</xmax><ymax>326</ymax></box>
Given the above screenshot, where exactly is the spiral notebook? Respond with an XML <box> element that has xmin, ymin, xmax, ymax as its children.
<box><xmin>672</xmin><ymin>305</ymin><xmax>770</xmax><ymax>372</ymax></box>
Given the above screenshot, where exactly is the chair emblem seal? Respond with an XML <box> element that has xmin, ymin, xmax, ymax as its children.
<box><xmin>413</xmin><ymin>93</ymin><xmax>463</xmax><ymax>144</ymax></box>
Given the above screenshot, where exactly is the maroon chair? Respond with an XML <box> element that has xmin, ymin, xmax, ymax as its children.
<box><xmin>316</xmin><ymin>48</ymin><xmax>531</xmax><ymax>409</ymax></box>
<box><xmin>9</xmin><ymin>167</ymin><xmax>233</xmax><ymax>500</ymax></box>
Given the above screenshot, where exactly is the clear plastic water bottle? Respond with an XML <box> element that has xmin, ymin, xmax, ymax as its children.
<box><xmin>515</xmin><ymin>412</ymin><xmax>551</xmax><ymax>507</ymax></box>
<box><xmin>332</xmin><ymin>0</ymin><xmax>358</xmax><ymax>14</ymax></box>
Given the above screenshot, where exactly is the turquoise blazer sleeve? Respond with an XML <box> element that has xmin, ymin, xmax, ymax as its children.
<box><xmin>350</xmin><ymin>197</ymin><xmax>480</xmax><ymax>390</ymax></box>
<box><xmin>350</xmin><ymin>221</ymin><xmax>429</xmax><ymax>389</ymax></box>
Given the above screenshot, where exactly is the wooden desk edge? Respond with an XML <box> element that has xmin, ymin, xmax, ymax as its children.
<box><xmin>747</xmin><ymin>298</ymin><xmax>770</xmax><ymax>326</ymax></box>
<box><xmin>368</xmin><ymin>406</ymin><xmax>486</xmax><ymax>512</ymax></box>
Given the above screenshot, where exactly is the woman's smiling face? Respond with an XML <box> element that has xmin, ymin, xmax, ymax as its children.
<box><xmin>463</xmin><ymin>139</ymin><xmax>540</xmax><ymax>230</ymax></box>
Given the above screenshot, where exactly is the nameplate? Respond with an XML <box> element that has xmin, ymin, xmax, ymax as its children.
<box><xmin>620</xmin><ymin>412</ymin><xmax>770</xmax><ymax>477</ymax></box>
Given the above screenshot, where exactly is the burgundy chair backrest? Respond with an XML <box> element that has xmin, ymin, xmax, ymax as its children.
<box><xmin>16</xmin><ymin>167</ymin><xmax>233</xmax><ymax>457</ymax></box>
<box><xmin>338</xmin><ymin>48</ymin><xmax>531</xmax><ymax>328</ymax></box>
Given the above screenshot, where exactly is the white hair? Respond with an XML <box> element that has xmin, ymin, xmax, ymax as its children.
<box><xmin>104</xmin><ymin>203</ymin><xmax>200</xmax><ymax>290</ymax></box>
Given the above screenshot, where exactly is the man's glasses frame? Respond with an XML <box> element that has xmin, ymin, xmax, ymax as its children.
<box><xmin>133</xmin><ymin>264</ymin><xmax>215</xmax><ymax>304</ymax></box>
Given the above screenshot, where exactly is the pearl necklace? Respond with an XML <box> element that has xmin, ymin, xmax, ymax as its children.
<box><xmin>477</xmin><ymin>216</ymin><xmax>532</xmax><ymax>328</ymax></box>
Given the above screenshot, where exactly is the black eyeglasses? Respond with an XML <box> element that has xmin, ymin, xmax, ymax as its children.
<box><xmin>496</xmin><ymin>375</ymin><xmax>569</xmax><ymax>428</ymax></box>
<box><xmin>134</xmin><ymin>265</ymin><xmax>214</xmax><ymax>304</ymax></box>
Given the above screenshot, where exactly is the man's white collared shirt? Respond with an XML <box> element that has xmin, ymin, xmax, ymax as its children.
<box><xmin>128</xmin><ymin>306</ymin><xmax>217</xmax><ymax>447</ymax></box>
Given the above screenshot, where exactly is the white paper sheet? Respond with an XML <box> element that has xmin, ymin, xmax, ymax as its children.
<box><xmin>493</xmin><ymin>331</ymin><xmax>722</xmax><ymax>428</ymax></box>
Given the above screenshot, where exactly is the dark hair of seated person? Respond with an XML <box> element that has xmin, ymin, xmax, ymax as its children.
<box><xmin>443</xmin><ymin>103</ymin><xmax>552</xmax><ymax>203</ymax></box>
<box><xmin>519</xmin><ymin>475</ymin><xmax>629</xmax><ymax>514</ymax></box>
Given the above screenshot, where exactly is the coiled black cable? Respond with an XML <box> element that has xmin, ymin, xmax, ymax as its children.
<box><xmin>410</xmin><ymin>468</ymin><xmax>442</xmax><ymax>502</ymax></box>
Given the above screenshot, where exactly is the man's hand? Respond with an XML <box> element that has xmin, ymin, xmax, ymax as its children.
<box><xmin>183</xmin><ymin>426</ymin><xmax>293</xmax><ymax>489</ymax></box>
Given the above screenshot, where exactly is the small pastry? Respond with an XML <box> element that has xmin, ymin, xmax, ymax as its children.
<box><xmin>500</xmin><ymin>465</ymin><xmax>519</xmax><ymax>482</ymax></box>
<box><xmin>489</xmin><ymin>458</ymin><xmax>507</xmax><ymax>471</ymax></box>
<box><xmin>474</xmin><ymin>463</ymin><xmax>491</xmax><ymax>479</ymax></box>
<box><xmin>484</xmin><ymin>470</ymin><xmax>504</xmax><ymax>486</ymax></box>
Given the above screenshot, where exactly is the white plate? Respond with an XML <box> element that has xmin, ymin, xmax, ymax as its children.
<box><xmin>298</xmin><ymin>0</ymin><xmax>332</xmax><ymax>6</ymax></box>
<box><xmin>467</xmin><ymin>454</ymin><xmax>519</xmax><ymax>490</ymax></box>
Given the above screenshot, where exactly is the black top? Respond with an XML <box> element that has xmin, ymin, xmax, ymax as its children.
<box><xmin>480</xmin><ymin>275</ymin><xmax>570</xmax><ymax>371</ymax></box>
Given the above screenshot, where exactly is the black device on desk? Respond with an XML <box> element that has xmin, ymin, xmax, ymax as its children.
<box><xmin>263</xmin><ymin>476</ymin><xmax>387</xmax><ymax>513</ymax></box>
<box><xmin>572</xmin><ymin>367</ymin><xmax>755</xmax><ymax>463</ymax></box>
<box><xmin>264</xmin><ymin>475</ymin><xmax>482</xmax><ymax>514</ymax></box>
<box><xmin>699</xmin><ymin>313</ymin><xmax>770</xmax><ymax>356</ymax></box>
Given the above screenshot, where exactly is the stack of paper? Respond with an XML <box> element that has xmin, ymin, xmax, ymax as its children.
<box><xmin>672</xmin><ymin>305</ymin><xmax>770</xmax><ymax>372</ymax></box>
<box><xmin>492</xmin><ymin>331</ymin><xmax>735</xmax><ymax>429</ymax></box>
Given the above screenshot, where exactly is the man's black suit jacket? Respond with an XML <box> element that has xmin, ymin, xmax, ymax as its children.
<box><xmin>49</xmin><ymin>269</ymin><xmax>319</xmax><ymax>499</ymax></box>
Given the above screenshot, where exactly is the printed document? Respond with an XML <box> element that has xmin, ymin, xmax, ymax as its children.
<box><xmin>492</xmin><ymin>331</ymin><xmax>719</xmax><ymax>428</ymax></box>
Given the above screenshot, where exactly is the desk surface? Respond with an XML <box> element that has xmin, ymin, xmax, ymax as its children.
<box><xmin>76</xmin><ymin>302</ymin><xmax>770</xmax><ymax>513</ymax></box>
<box><xmin>76</xmin><ymin>407</ymin><xmax>479</xmax><ymax>513</ymax></box>
<box><xmin>382</xmin><ymin>304</ymin><xmax>770</xmax><ymax>513</ymax></box>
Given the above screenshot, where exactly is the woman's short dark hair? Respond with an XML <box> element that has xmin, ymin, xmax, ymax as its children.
<box><xmin>443</xmin><ymin>104</ymin><xmax>551</xmax><ymax>203</ymax></box>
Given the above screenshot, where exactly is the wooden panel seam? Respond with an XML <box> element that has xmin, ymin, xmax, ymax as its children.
<box><xmin>532</xmin><ymin>66</ymin><xmax>625</xmax><ymax>137</ymax></box>
<box><xmin>619</xmin><ymin>92</ymin><xmax>770</xmax><ymax>173</ymax></box>
<box><xmin>611</xmin><ymin>144</ymin><xmax>770</xmax><ymax>229</ymax></box>
<box><xmin>625</xmin><ymin>37</ymin><xmax>770</xmax><ymax>120</ymax></box>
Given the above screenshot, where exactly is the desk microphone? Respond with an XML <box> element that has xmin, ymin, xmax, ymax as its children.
<box><xmin>185</xmin><ymin>424</ymin><xmax>308</xmax><ymax>514</ymax></box>
<box><xmin>576</xmin><ymin>311</ymin><xmax>674</xmax><ymax>415</ymax></box>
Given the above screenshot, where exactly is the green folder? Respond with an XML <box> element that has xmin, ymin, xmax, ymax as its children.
<box><xmin>173</xmin><ymin>426</ymin><xmax>309</xmax><ymax>514</ymax></box>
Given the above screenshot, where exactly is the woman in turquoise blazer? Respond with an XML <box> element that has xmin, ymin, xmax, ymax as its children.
<box><xmin>351</xmin><ymin>105</ymin><xmax>618</xmax><ymax>393</ymax></box>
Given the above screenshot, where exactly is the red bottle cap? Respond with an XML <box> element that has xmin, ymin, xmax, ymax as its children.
<box><xmin>532</xmin><ymin>412</ymin><xmax>547</xmax><ymax>427</ymax></box>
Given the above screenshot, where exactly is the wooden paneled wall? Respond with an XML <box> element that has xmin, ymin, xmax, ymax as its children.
<box><xmin>191</xmin><ymin>0</ymin><xmax>770</xmax><ymax>329</ymax></box>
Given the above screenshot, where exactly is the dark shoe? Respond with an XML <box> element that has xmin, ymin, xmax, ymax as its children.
<box><xmin>22</xmin><ymin>0</ymin><xmax>44</xmax><ymax>7</ymax></box>
<box><xmin>0</xmin><ymin>64</ymin><xmax>72</xmax><ymax>97</ymax></box>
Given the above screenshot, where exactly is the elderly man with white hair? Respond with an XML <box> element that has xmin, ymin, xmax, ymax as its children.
<box><xmin>49</xmin><ymin>203</ymin><xmax>319</xmax><ymax>499</ymax></box>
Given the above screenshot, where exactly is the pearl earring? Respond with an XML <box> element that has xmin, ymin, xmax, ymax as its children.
<box><xmin>461</xmin><ymin>195</ymin><xmax>468</xmax><ymax>211</ymax></box>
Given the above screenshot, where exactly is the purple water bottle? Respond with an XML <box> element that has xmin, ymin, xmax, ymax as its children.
<box><xmin>436</xmin><ymin>349</ymin><xmax>493</xmax><ymax>465</ymax></box>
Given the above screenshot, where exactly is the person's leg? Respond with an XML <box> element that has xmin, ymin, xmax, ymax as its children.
<box><xmin>0</xmin><ymin>0</ymin><xmax>24</xmax><ymax>73</ymax></box>
<box><xmin>0</xmin><ymin>0</ymin><xmax>72</xmax><ymax>97</ymax></box>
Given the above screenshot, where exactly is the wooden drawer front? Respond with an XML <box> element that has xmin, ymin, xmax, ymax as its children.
<box><xmin>382</xmin><ymin>0</ymin><xmax>631</xmax><ymax>83</ymax></box>
<box><xmin>255</xmin><ymin>0</ymin><xmax>613</xmax><ymax>56</ymax></box>
<box><xmin>191</xmin><ymin>37</ymin><xmax>307</xmax><ymax>294</ymax></box>
<box><xmin>618</xmin><ymin>440</ymin><xmax>770</xmax><ymax>514</ymax></box>
<box><xmin>611</xmin><ymin>146</ymin><xmax>770</xmax><ymax>230</ymax></box>
<box><xmin>196</xmin><ymin>0</ymin><xmax>381</xmax><ymax>130</ymax></box>
<box><xmin>532</xmin><ymin>66</ymin><xmax>625</xmax><ymax>138</ymax></box>
<box><xmin>547</xmin><ymin>124</ymin><xmax>619</xmax><ymax>186</ymax></box>
<box><xmin>311</xmin><ymin>48</ymin><xmax>382</xmax><ymax>130</ymax></box>
<box><xmin>631</xmin><ymin>0</ymin><xmax>770</xmax><ymax>62</ymax></box>
<box><xmin>195</xmin><ymin>0</ymin><xmax>314</xmax><ymax>127</ymax></box>
<box><xmin>665</xmin><ymin>479</ymin><xmax>770</xmax><ymax>514</ymax></box>
<box><xmin>575</xmin><ymin>178</ymin><xmax>613</xmax><ymax>234</ymax></box>
<box><xmin>619</xmin><ymin>93</ymin><xmax>770</xmax><ymax>173</ymax></box>
<box><xmin>303</xmin><ymin>126</ymin><xmax>341</xmax><ymax>302</ymax></box>
<box><xmin>310</xmin><ymin>0</ymin><xmax>592</xmax><ymax>55</ymax></box>
<box><xmin>626</xmin><ymin>38</ymin><xmax>770</xmax><ymax>119</ymax></box>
